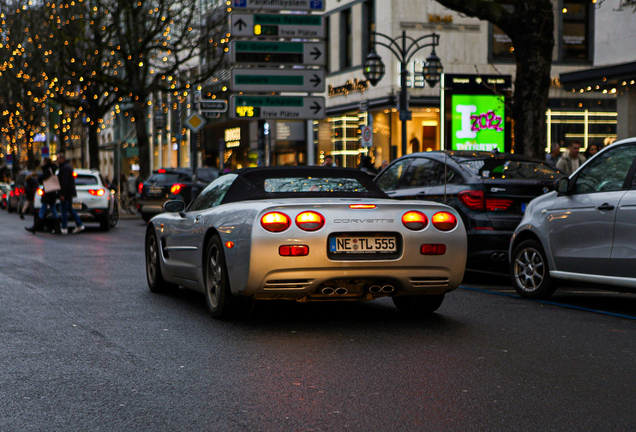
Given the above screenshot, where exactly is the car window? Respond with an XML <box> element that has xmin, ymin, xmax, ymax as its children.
<box><xmin>189</xmin><ymin>174</ymin><xmax>237</xmax><ymax>212</ymax></box>
<box><xmin>375</xmin><ymin>159</ymin><xmax>412</xmax><ymax>191</ymax></box>
<box><xmin>460</xmin><ymin>159</ymin><xmax>561</xmax><ymax>180</ymax></box>
<box><xmin>197</xmin><ymin>169</ymin><xmax>219</xmax><ymax>183</ymax></box>
<box><xmin>400</xmin><ymin>158</ymin><xmax>455</xmax><ymax>188</ymax></box>
<box><xmin>75</xmin><ymin>175</ymin><xmax>99</xmax><ymax>186</ymax></box>
<box><xmin>574</xmin><ymin>144</ymin><xmax>636</xmax><ymax>194</ymax></box>
<box><xmin>147</xmin><ymin>173</ymin><xmax>181</xmax><ymax>183</ymax></box>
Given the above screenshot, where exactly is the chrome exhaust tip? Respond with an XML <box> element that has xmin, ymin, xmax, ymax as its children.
<box><xmin>321</xmin><ymin>287</ymin><xmax>335</xmax><ymax>296</ymax></box>
<box><xmin>369</xmin><ymin>285</ymin><xmax>382</xmax><ymax>294</ymax></box>
<box><xmin>381</xmin><ymin>285</ymin><xmax>395</xmax><ymax>294</ymax></box>
<box><xmin>491</xmin><ymin>252</ymin><xmax>499</xmax><ymax>261</ymax></box>
<box><xmin>335</xmin><ymin>287</ymin><xmax>348</xmax><ymax>295</ymax></box>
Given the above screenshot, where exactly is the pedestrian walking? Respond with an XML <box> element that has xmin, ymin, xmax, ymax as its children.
<box><xmin>545</xmin><ymin>143</ymin><xmax>561</xmax><ymax>166</ymax></box>
<box><xmin>20</xmin><ymin>173</ymin><xmax>39</xmax><ymax>220</ymax></box>
<box><xmin>56</xmin><ymin>153</ymin><xmax>85</xmax><ymax>235</ymax></box>
<box><xmin>25</xmin><ymin>158</ymin><xmax>61</xmax><ymax>234</ymax></box>
<box><xmin>358</xmin><ymin>155</ymin><xmax>378</xmax><ymax>177</ymax></box>
<box><xmin>556</xmin><ymin>141</ymin><xmax>586</xmax><ymax>175</ymax></box>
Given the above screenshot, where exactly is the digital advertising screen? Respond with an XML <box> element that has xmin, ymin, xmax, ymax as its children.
<box><xmin>450</xmin><ymin>94</ymin><xmax>506</xmax><ymax>152</ymax></box>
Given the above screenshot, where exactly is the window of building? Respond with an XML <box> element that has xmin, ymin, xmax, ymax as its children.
<box><xmin>490</xmin><ymin>3</ymin><xmax>515</xmax><ymax>61</ymax></box>
<box><xmin>340</xmin><ymin>8</ymin><xmax>353</xmax><ymax>69</ymax></box>
<box><xmin>561</xmin><ymin>1</ymin><xmax>591</xmax><ymax>61</ymax></box>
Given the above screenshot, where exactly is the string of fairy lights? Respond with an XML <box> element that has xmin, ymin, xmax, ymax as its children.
<box><xmin>0</xmin><ymin>0</ymin><xmax>227</xmax><ymax>172</ymax></box>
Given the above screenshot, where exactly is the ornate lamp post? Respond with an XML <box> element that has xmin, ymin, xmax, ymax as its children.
<box><xmin>363</xmin><ymin>31</ymin><xmax>443</xmax><ymax>157</ymax></box>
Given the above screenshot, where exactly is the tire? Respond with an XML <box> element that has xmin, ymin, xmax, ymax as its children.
<box><xmin>109</xmin><ymin>206</ymin><xmax>119</xmax><ymax>228</ymax></box>
<box><xmin>100</xmin><ymin>212</ymin><xmax>110</xmax><ymax>231</ymax></box>
<box><xmin>145</xmin><ymin>229</ymin><xmax>178</xmax><ymax>293</ymax></box>
<box><xmin>204</xmin><ymin>235</ymin><xmax>253</xmax><ymax>319</ymax></box>
<box><xmin>393</xmin><ymin>294</ymin><xmax>445</xmax><ymax>317</ymax></box>
<box><xmin>510</xmin><ymin>239</ymin><xmax>557</xmax><ymax>299</ymax></box>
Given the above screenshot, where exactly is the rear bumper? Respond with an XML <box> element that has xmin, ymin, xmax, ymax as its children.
<box><xmin>466</xmin><ymin>229</ymin><xmax>513</xmax><ymax>270</ymax></box>
<box><xmin>138</xmin><ymin>199</ymin><xmax>169</xmax><ymax>215</ymax></box>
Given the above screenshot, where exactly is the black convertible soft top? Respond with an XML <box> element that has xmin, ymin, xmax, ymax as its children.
<box><xmin>221</xmin><ymin>166</ymin><xmax>388</xmax><ymax>204</ymax></box>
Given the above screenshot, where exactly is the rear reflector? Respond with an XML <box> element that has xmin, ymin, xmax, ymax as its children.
<box><xmin>432</xmin><ymin>211</ymin><xmax>458</xmax><ymax>231</ymax></box>
<box><xmin>421</xmin><ymin>244</ymin><xmax>447</xmax><ymax>255</ymax></box>
<box><xmin>402</xmin><ymin>210</ymin><xmax>428</xmax><ymax>231</ymax></box>
<box><xmin>349</xmin><ymin>204</ymin><xmax>376</xmax><ymax>209</ymax></box>
<box><xmin>295</xmin><ymin>211</ymin><xmax>325</xmax><ymax>231</ymax></box>
<box><xmin>279</xmin><ymin>245</ymin><xmax>309</xmax><ymax>256</ymax></box>
<box><xmin>261</xmin><ymin>212</ymin><xmax>291</xmax><ymax>232</ymax></box>
<box><xmin>225</xmin><ymin>241</ymin><xmax>234</xmax><ymax>249</ymax></box>
<box><xmin>138</xmin><ymin>183</ymin><xmax>143</xmax><ymax>194</ymax></box>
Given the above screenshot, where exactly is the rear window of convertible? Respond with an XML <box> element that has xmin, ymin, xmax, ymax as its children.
<box><xmin>264</xmin><ymin>177</ymin><xmax>369</xmax><ymax>193</ymax></box>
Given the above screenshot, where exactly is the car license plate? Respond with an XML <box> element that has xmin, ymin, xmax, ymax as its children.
<box><xmin>521</xmin><ymin>203</ymin><xmax>527</xmax><ymax>213</ymax></box>
<box><xmin>149</xmin><ymin>187</ymin><xmax>162</xmax><ymax>194</ymax></box>
<box><xmin>329</xmin><ymin>236</ymin><xmax>396</xmax><ymax>254</ymax></box>
<box><xmin>72</xmin><ymin>203</ymin><xmax>82</xmax><ymax>210</ymax></box>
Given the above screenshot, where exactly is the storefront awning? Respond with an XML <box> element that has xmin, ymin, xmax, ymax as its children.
<box><xmin>560</xmin><ymin>61</ymin><xmax>636</xmax><ymax>90</ymax></box>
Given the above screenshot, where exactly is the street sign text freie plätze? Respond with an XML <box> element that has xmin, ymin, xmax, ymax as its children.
<box><xmin>230</xmin><ymin>95</ymin><xmax>325</xmax><ymax>120</ymax></box>
<box><xmin>230</xmin><ymin>13</ymin><xmax>325</xmax><ymax>38</ymax></box>
<box><xmin>230</xmin><ymin>41</ymin><xmax>325</xmax><ymax>66</ymax></box>
<box><xmin>231</xmin><ymin>0</ymin><xmax>325</xmax><ymax>12</ymax></box>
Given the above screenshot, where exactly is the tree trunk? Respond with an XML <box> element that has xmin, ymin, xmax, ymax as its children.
<box><xmin>509</xmin><ymin>5</ymin><xmax>554</xmax><ymax>158</ymax></box>
<box><xmin>88</xmin><ymin>123</ymin><xmax>100</xmax><ymax>171</ymax></box>
<box><xmin>132</xmin><ymin>100</ymin><xmax>151</xmax><ymax>180</ymax></box>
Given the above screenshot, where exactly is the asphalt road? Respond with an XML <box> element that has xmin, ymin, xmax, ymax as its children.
<box><xmin>2</xmin><ymin>210</ymin><xmax>636</xmax><ymax>431</ymax></box>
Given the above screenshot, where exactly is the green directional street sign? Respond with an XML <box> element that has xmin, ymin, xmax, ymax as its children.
<box><xmin>230</xmin><ymin>95</ymin><xmax>325</xmax><ymax>120</ymax></box>
<box><xmin>230</xmin><ymin>13</ymin><xmax>325</xmax><ymax>38</ymax></box>
<box><xmin>231</xmin><ymin>41</ymin><xmax>325</xmax><ymax>66</ymax></box>
<box><xmin>230</xmin><ymin>69</ymin><xmax>325</xmax><ymax>92</ymax></box>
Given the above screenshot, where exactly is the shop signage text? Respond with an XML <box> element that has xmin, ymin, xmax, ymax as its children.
<box><xmin>230</xmin><ymin>95</ymin><xmax>325</xmax><ymax>120</ymax></box>
<box><xmin>224</xmin><ymin>127</ymin><xmax>241</xmax><ymax>148</ymax></box>
<box><xmin>328</xmin><ymin>78</ymin><xmax>369</xmax><ymax>97</ymax></box>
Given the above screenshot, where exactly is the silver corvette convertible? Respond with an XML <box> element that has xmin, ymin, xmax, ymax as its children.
<box><xmin>145</xmin><ymin>167</ymin><xmax>467</xmax><ymax>319</ymax></box>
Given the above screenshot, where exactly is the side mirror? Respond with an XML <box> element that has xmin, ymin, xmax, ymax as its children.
<box><xmin>163</xmin><ymin>200</ymin><xmax>186</xmax><ymax>215</ymax></box>
<box><xmin>555</xmin><ymin>177</ymin><xmax>570</xmax><ymax>195</ymax></box>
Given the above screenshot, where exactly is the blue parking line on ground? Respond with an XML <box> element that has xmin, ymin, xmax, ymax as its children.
<box><xmin>459</xmin><ymin>286</ymin><xmax>636</xmax><ymax>321</ymax></box>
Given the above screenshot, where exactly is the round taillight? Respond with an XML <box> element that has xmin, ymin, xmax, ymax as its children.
<box><xmin>402</xmin><ymin>210</ymin><xmax>428</xmax><ymax>231</ymax></box>
<box><xmin>432</xmin><ymin>211</ymin><xmax>458</xmax><ymax>231</ymax></box>
<box><xmin>295</xmin><ymin>211</ymin><xmax>325</xmax><ymax>231</ymax></box>
<box><xmin>261</xmin><ymin>212</ymin><xmax>291</xmax><ymax>232</ymax></box>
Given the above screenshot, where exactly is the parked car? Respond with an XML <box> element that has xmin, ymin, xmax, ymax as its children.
<box><xmin>510</xmin><ymin>137</ymin><xmax>636</xmax><ymax>299</ymax></box>
<box><xmin>0</xmin><ymin>182</ymin><xmax>10</xmax><ymax>210</ymax></box>
<box><xmin>374</xmin><ymin>151</ymin><xmax>566</xmax><ymax>272</ymax></box>
<box><xmin>34</xmin><ymin>168</ymin><xmax>119</xmax><ymax>231</ymax></box>
<box><xmin>145</xmin><ymin>166</ymin><xmax>467</xmax><ymax>319</ymax></box>
<box><xmin>138</xmin><ymin>167</ymin><xmax>220</xmax><ymax>222</ymax></box>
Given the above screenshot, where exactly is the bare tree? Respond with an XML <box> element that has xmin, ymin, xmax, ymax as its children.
<box><xmin>435</xmin><ymin>0</ymin><xmax>555</xmax><ymax>158</ymax></box>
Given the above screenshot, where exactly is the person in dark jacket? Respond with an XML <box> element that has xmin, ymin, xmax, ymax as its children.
<box><xmin>57</xmin><ymin>153</ymin><xmax>85</xmax><ymax>235</ymax></box>
<box><xmin>358</xmin><ymin>155</ymin><xmax>378</xmax><ymax>177</ymax></box>
<box><xmin>25</xmin><ymin>158</ymin><xmax>61</xmax><ymax>234</ymax></box>
<box><xmin>20</xmin><ymin>173</ymin><xmax>39</xmax><ymax>220</ymax></box>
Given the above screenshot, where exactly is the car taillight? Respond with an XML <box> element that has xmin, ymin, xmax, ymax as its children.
<box><xmin>349</xmin><ymin>204</ymin><xmax>376</xmax><ymax>209</ymax></box>
<box><xmin>458</xmin><ymin>190</ymin><xmax>513</xmax><ymax>211</ymax></box>
<box><xmin>9</xmin><ymin>190</ymin><xmax>14</xmax><ymax>197</ymax></box>
<box><xmin>138</xmin><ymin>183</ymin><xmax>143</xmax><ymax>194</ymax></box>
<box><xmin>402</xmin><ymin>210</ymin><xmax>428</xmax><ymax>231</ymax></box>
<box><xmin>279</xmin><ymin>245</ymin><xmax>309</xmax><ymax>256</ymax></box>
<box><xmin>432</xmin><ymin>211</ymin><xmax>458</xmax><ymax>231</ymax></box>
<box><xmin>261</xmin><ymin>212</ymin><xmax>291</xmax><ymax>232</ymax></box>
<box><xmin>2</xmin><ymin>193</ymin><xmax>6</xmax><ymax>199</ymax></box>
<box><xmin>295</xmin><ymin>211</ymin><xmax>325</xmax><ymax>231</ymax></box>
<box><xmin>485</xmin><ymin>198</ymin><xmax>513</xmax><ymax>211</ymax></box>
<box><xmin>88</xmin><ymin>189</ymin><xmax>106</xmax><ymax>196</ymax></box>
<box><xmin>72</xmin><ymin>171</ymin><xmax>77</xmax><ymax>178</ymax></box>
<box><xmin>458</xmin><ymin>190</ymin><xmax>485</xmax><ymax>210</ymax></box>
<box><xmin>158</xmin><ymin>168</ymin><xmax>166</xmax><ymax>173</ymax></box>
<box><xmin>171</xmin><ymin>183</ymin><xmax>185</xmax><ymax>195</ymax></box>
<box><xmin>421</xmin><ymin>244</ymin><xmax>447</xmax><ymax>255</ymax></box>
<box><xmin>37</xmin><ymin>188</ymin><xmax>43</xmax><ymax>196</ymax></box>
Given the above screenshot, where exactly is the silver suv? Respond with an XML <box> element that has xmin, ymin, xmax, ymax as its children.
<box><xmin>509</xmin><ymin>137</ymin><xmax>636</xmax><ymax>299</ymax></box>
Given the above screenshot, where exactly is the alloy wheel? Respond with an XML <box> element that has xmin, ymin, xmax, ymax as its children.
<box><xmin>206</xmin><ymin>245</ymin><xmax>222</xmax><ymax>309</ymax></box>
<box><xmin>514</xmin><ymin>247</ymin><xmax>545</xmax><ymax>293</ymax></box>
<box><xmin>147</xmin><ymin>235</ymin><xmax>157</xmax><ymax>285</ymax></box>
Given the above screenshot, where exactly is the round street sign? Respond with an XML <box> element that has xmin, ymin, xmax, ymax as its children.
<box><xmin>361</xmin><ymin>126</ymin><xmax>373</xmax><ymax>147</ymax></box>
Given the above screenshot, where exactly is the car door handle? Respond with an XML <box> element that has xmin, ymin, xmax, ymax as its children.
<box><xmin>597</xmin><ymin>203</ymin><xmax>615</xmax><ymax>211</ymax></box>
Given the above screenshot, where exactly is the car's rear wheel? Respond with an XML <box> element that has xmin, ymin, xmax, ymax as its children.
<box><xmin>145</xmin><ymin>230</ymin><xmax>177</xmax><ymax>293</ymax></box>
<box><xmin>510</xmin><ymin>239</ymin><xmax>556</xmax><ymax>299</ymax></box>
<box><xmin>392</xmin><ymin>294</ymin><xmax>445</xmax><ymax>316</ymax></box>
<box><xmin>109</xmin><ymin>205</ymin><xmax>119</xmax><ymax>228</ymax></box>
<box><xmin>204</xmin><ymin>235</ymin><xmax>253</xmax><ymax>319</ymax></box>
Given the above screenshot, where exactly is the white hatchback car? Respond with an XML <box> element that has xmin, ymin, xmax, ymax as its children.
<box><xmin>34</xmin><ymin>169</ymin><xmax>119</xmax><ymax>231</ymax></box>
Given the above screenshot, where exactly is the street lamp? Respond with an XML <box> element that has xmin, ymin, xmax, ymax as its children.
<box><xmin>363</xmin><ymin>31</ymin><xmax>443</xmax><ymax>157</ymax></box>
